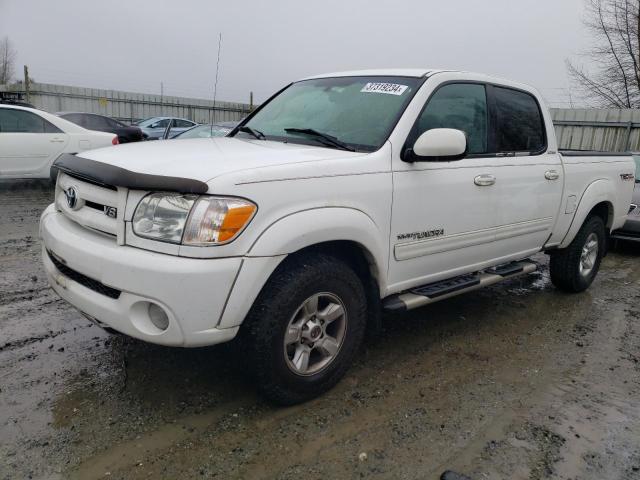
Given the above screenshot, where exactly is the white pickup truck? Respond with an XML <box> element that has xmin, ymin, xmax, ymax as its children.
<box><xmin>40</xmin><ymin>69</ymin><xmax>635</xmax><ymax>404</ymax></box>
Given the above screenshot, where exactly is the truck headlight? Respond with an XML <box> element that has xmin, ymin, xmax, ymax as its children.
<box><xmin>132</xmin><ymin>193</ymin><xmax>257</xmax><ymax>245</ymax></box>
<box><xmin>182</xmin><ymin>197</ymin><xmax>257</xmax><ymax>245</ymax></box>
<box><xmin>132</xmin><ymin>193</ymin><xmax>196</xmax><ymax>243</ymax></box>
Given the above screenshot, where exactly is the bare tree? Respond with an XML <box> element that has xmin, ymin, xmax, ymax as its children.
<box><xmin>0</xmin><ymin>36</ymin><xmax>17</xmax><ymax>85</ymax></box>
<box><xmin>567</xmin><ymin>0</ymin><xmax>640</xmax><ymax>108</ymax></box>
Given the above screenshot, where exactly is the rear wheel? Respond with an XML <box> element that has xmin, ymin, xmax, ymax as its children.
<box><xmin>242</xmin><ymin>253</ymin><xmax>367</xmax><ymax>405</ymax></box>
<box><xmin>549</xmin><ymin>215</ymin><xmax>605</xmax><ymax>292</ymax></box>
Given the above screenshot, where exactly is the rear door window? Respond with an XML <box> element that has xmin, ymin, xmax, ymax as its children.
<box><xmin>153</xmin><ymin>119</ymin><xmax>170</xmax><ymax>128</ymax></box>
<box><xmin>107</xmin><ymin>118</ymin><xmax>123</xmax><ymax>128</ymax></box>
<box><xmin>62</xmin><ymin>113</ymin><xmax>85</xmax><ymax>126</ymax></box>
<box><xmin>87</xmin><ymin>115</ymin><xmax>111</xmax><ymax>131</ymax></box>
<box><xmin>0</xmin><ymin>108</ymin><xmax>61</xmax><ymax>133</ymax></box>
<box><xmin>43</xmin><ymin>120</ymin><xmax>62</xmax><ymax>133</ymax></box>
<box><xmin>493</xmin><ymin>87</ymin><xmax>545</xmax><ymax>153</ymax></box>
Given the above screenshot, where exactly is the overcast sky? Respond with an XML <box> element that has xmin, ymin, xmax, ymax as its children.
<box><xmin>1</xmin><ymin>0</ymin><xmax>590</xmax><ymax>107</ymax></box>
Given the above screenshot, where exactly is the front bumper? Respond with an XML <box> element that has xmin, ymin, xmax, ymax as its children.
<box><xmin>40</xmin><ymin>205</ymin><xmax>242</xmax><ymax>347</ymax></box>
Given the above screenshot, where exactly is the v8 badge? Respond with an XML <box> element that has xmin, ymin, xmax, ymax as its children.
<box><xmin>104</xmin><ymin>206</ymin><xmax>118</xmax><ymax>218</ymax></box>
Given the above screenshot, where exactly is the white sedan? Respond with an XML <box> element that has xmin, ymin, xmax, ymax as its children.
<box><xmin>0</xmin><ymin>104</ymin><xmax>118</xmax><ymax>180</ymax></box>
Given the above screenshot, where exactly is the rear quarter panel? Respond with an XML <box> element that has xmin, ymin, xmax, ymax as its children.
<box><xmin>550</xmin><ymin>155</ymin><xmax>635</xmax><ymax>248</ymax></box>
<box><xmin>70</xmin><ymin>132</ymin><xmax>115</xmax><ymax>152</ymax></box>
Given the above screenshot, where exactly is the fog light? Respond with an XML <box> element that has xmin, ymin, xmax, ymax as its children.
<box><xmin>148</xmin><ymin>303</ymin><xmax>169</xmax><ymax>331</ymax></box>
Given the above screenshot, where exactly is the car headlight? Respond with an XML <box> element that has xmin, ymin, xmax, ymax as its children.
<box><xmin>132</xmin><ymin>193</ymin><xmax>257</xmax><ymax>245</ymax></box>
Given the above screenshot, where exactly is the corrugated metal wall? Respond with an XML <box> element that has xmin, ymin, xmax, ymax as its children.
<box><xmin>1</xmin><ymin>82</ymin><xmax>252</xmax><ymax>124</ymax></box>
<box><xmin>551</xmin><ymin>108</ymin><xmax>640</xmax><ymax>152</ymax></box>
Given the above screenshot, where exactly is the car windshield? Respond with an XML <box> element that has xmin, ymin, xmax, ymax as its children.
<box><xmin>233</xmin><ymin>76</ymin><xmax>422</xmax><ymax>152</ymax></box>
<box><xmin>634</xmin><ymin>155</ymin><xmax>640</xmax><ymax>182</ymax></box>
<box><xmin>175</xmin><ymin>124</ymin><xmax>231</xmax><ymax>139</ymax></box>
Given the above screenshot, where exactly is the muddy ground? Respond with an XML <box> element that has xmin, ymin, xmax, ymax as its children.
<box><xmin>1</xmin><ymin>180</ymin><xmax>639</xmax><ymax>480</ymax></box>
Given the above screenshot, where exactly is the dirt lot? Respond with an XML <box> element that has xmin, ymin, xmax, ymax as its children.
<box><xmin>1</xmin><ymin>180</ymin><xmax>639</xmax><ymax>480</ymax></box>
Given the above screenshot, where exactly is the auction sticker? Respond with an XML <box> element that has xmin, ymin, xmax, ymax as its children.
<box><xmin>360</xmin><ymin>82</ymin><xmax>408</xmax><ymax>95</ymax></box>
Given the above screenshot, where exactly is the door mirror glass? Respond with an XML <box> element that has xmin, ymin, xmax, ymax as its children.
<box><xmin>412</xmin><ymin>128</ymin><xmax>467</xmax><ymax>161</ymax></box>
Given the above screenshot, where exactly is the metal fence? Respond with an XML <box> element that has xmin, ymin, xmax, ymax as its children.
<box><xmin>0</xmin><ymin>82</ymin><xmax>252</xmax><ymax>124</ymax></box>
<box><xmin>551</xmin><ymin>108</ymin><xmax>640</xmax><ymax>152</ymax></box>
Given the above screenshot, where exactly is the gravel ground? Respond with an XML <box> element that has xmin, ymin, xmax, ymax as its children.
<box><xmin>1</xmin><ymin>180</ymin><xmax>639</xmax><ymax>480</ymax></box>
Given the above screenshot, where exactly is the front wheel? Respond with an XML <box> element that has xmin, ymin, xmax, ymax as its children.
<box><xmin>549</xmin><ymin>215</ymin><xmax>605</xmax><ymax>293</ymax></box>
<box><xmin>242</xmin><ymin>253</ymin><xmax>367</xmax><ymax>405</ymax></box>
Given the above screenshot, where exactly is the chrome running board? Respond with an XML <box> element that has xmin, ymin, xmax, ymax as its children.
<box><xmin>383</xmin><ymin>260</ymin><xmax>537</xmax><ymax>312</ymax></box>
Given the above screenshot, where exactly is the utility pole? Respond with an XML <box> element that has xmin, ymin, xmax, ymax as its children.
<box><xmin>250</xmin><ymin>91</ymin><xmax>253</xmax><ymax>111</ymax></box>
<box><xmin>23</xmin><ymin>65</ymin><xmax>30</xmax><ymax>103</ymax></box>
<box><xmin>160</xmin><ymin>81</ymin><xmax>163</xmax><ymax>106</ymax></box>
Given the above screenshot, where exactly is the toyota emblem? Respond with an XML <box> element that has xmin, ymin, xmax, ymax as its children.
<box><xmin>64</xmin><ymin>187</ymin><xmax>78</xmax><ymax>209</ymax></box>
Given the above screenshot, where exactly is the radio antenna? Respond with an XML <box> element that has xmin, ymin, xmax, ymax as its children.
<box><xmin>211</xmin><ymin>33</ymin><xmax>222</xmax><ymax>137</ymax></box>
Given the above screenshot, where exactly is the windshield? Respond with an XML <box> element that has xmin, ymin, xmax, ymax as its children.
<box><xmin>234</xmin><ymin>76</ymin><xmax>422</xmax><ymax>151</ymax></box>
<box><xmin>634</xmin><ymin>155</ymin><xmax>640</xmax><ymax>182</ymax></box>
<box><xmin>175</xmin><ymin>124</ymin><xmax>231</xmax><ymax>139</ymax></box>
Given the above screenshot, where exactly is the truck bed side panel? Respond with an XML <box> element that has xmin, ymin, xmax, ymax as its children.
<box><xmin>548</xmin><ymin>154</ymin><xmax>635</xmax><ymax>247</ymax></box>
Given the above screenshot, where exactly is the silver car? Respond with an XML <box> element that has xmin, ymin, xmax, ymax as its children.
<box><xmin>135</xmin><ymin>117</ymin><xmax>197</xmax><ymax>140</ymax></box>
<box><xmin>172</xmin><ymin>122</ymin><xmax>238</xmax><ymax>139</ymax></box>
<box><xmin>612</xmin><ymin>155</ymin><xmax>640</xmax><ymax>242</ymax></box>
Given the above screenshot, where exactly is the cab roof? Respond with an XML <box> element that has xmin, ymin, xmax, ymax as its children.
<box><xmin>300</xmin><ymin>69</ymin><xmax>447</xmax><ymax>80</ymax></box>
<box><xmin>298</xmin><ymin>69</ymin><xmax>543</xmax><ymax>102</ymax></box>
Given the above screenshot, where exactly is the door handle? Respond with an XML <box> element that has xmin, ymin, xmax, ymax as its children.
<box><xmin>50</xmin><ymin>138</ymin><xmax>65</xmax><ymax>143</ymax></box>
<box><xmin>474</xmin><ymin>174</ymin><xmax>496</xmax><ymax>186</ymax></box>
<box><xmin>545</xmin><ymin>170</ymin><xmax>560</xmax><ymax>180</ymax></box>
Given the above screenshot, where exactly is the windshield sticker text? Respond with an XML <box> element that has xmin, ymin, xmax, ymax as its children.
<box><xmin>361</xmin><ymin>83</ymin><xmax>408</xmax><ymax>96</ymax></box>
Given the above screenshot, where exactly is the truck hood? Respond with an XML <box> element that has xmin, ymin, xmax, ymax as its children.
<box><xmin>78</xmin><ymin>137</ymin><xmax>362</xmax><ymax>183</ymax></box>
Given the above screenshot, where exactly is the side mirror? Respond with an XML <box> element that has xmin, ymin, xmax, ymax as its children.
<box><xmin>409</xmin><ymin>128</ymin><xmax>467</xmax><ymax>162</ymax></box>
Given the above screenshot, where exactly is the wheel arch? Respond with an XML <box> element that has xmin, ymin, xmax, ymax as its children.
<box><xmin>218</xmin><ymin>208</ymin><xmax>387</xmax><ymax>331</ymax></box>
<box><xmin>559</xmin><ymin>180</ymin><xmax>615</xmax><ymax>249</ymax></box>
<box><xmin>247</xmin><ymin>207</ymin><xmax>388</xmax><ymax>292</ymax></box>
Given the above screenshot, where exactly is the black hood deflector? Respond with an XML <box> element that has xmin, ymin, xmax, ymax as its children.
<box><xmin>53</xmin><ymin>154</ymin><xmax>209</xmax><ymax>194</ymax></box>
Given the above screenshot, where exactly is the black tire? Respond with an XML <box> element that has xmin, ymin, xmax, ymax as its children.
<box><xmin>549</xmin><ymin>215</ymin><xmax>605</xmax><ymax>293</ymax></box>
<box><xmin>242</xmin><ymin>253</ymin><xmax>367</xmax><ymax>405</ymax></box>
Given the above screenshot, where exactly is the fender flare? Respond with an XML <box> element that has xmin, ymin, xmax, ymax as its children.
<box><xmin>217</xmin><ymin>207</ymin><xmax>388</xmax><ymax>329</ymax></box>
<box><xmin>248</xmin><ymin>207</ymin><xmax>387</xmax><ymax>283</ymax></box>
<box><xmin>559</xmin><ymin>179</ymin><xmax>614</xmax><ymax>248</ymax></box>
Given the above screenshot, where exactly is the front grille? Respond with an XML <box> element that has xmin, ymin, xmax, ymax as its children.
<box><xmin>85</xmin><ymin>200</ymin><xmax>105</xmax><ymax>211</ymax></box>
<box><xmin>56</xmin><ymin>172</ymin><xmax>120</xmax><ymax>238</ymax></box>
<box><xmin>47</xmin><ymin>250</ymin><xmax>121</xmax><ymax>299</ymax></box>
<box><xmin>65</xmin><ymin>172</ymin><xmax>117</xmax><ymax>191</ymax></box>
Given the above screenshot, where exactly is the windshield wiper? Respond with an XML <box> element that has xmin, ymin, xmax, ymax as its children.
<box><xmin>284</xmin><ymin>128</ymin><xmax>356</xmax><ymax>152</ymax></box>
<box><xmin>238</xmin><ymin>125</ymin><xmax>266</xmax><ymax>140</ymax></box>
